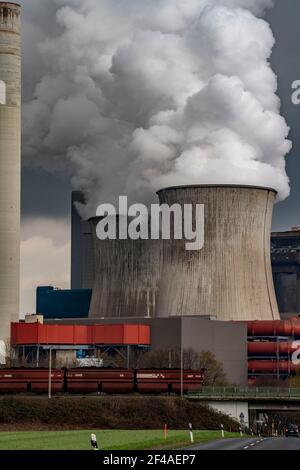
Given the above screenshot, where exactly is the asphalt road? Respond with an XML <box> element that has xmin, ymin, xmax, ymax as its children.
<box><xmin>183</xmin><ymin>437</ymin><xmax>300</xmax><ymax>450</ymax></box>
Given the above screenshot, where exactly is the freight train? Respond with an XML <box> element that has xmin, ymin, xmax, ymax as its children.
<box><xmin>0</xmin><ymin>368</ymin><xmax>205</xmax><ymax>395</ymax></box>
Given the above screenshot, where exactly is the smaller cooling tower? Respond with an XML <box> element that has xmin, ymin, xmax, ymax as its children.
<box><xmin>156</xmin><ymin>185</ymin><xmax>280</xmax><ymax>321</ymax></box>
<box><xmin>88</xmin><ymin>217</ymin><xmax>161</xmax><ymax>318</ymax></box>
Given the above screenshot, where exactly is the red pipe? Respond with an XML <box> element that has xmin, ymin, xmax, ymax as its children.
<box><xmin>248</xmin><ymin>342</ymin><xmax>299</xmax><ymax>356</ymax></box>
<box><xmin>248</xmin><ymin>318</ymin><xmax>300</xmax><ymax>337</ymax></box>
<box><xmin>248</xmin><ymin>360</ymin><xmax>296</xmax><ymax>374</ymax></box>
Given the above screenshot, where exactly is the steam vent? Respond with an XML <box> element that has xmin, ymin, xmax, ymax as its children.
<box><xmin>157</xmin><ymin>185</ymin><xmax>280</xmax><ymax>321</ymax></box>
<box><xmin>0</xmin><ymin>3</ymin><xmax>21</xmax><ymax>341</ymax></box>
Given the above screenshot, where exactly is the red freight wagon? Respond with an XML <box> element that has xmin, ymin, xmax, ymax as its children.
<box><xmin>136</xmin><ymin>370</ymin><xmax>205</xmax><ymax>394</ymax></box>
<box><xmin>66</xmin><ymin>368</ymin><xmax>135</xmax><ymax>394</ymax></box>
<box><xmin>0</xmin><ymin>369</ymin><xmax>64</xmax><ymax>394</ymax></box>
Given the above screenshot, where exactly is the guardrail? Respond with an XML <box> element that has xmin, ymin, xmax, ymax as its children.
<box><xmin>187</xmin><ymin>386</ymin><xmax>300</xmax><ymax>400</ymax></box>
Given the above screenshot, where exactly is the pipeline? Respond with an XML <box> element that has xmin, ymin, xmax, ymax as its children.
<box><xmin>248</xmin><ymin>318</ymin><xmax>300</xmax><ymax>337</ymax></box>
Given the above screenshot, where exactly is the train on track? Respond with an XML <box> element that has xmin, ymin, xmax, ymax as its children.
<box><xmin>0</xmin><ymin>368</ymin><xmax>205</xmax><ymax>395</ymax></box>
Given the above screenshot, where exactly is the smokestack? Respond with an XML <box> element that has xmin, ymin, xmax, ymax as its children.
<box><xmin>88</xmin><ymin>217</ymin><xmax>161</xmax><ymax>318</ymax></box>
<box><xmin>0</xmin><ymin>3</ymin><xmax>21</xmax><ymax>343</ymax></box>
<box><xmin>157</xmin><ymin>185</ymin><xmax>279</xmax><ymax>321</ymax></box>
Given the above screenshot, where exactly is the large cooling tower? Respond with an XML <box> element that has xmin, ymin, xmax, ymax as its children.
<box><xmin>0</xmin><ymin>3</ymin><xmax>21</xmax><ymax>343</ymax></box>
<box><xmin>157</xmin><ymin>185</ymin><xmax>280</xmax><ymax>321</ymax></box>
<box><xmin>88</xmin><ymin>217</ymin><xmax>161</xmax><ymax>318</ymax></box>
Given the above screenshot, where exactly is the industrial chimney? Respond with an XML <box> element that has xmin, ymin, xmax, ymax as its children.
<box><xmin>88</xmin><ymin>217</ymin><xmax>161</xmax><ymax>318</ymax></box>
<box><xmin>0</xmin><ymin>3</ymin><xmax>21</xmax><ymax>345</ymax></box>
<box><xmin>157</xmin><ymin>185</ymin><xmax>279</xmax><ymax>321</ymax></box>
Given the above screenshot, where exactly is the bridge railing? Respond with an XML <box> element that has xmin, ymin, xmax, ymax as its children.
<box><xmin>188</xmin><ymin>386</ymin><xmax>300</xmax><ymax>399</ymax></box>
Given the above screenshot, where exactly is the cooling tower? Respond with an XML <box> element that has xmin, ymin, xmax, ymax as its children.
<box><xmin>156</xmin><ymin>185</ymin><xmax>280</xmax><ymax>321</ymax></box>
<box><xmin>0</xmin><ymin>3</ymin><xmax>21</xmax><ymax>344</ymax></box>
<box><xmin>88</xmin><ymin>217</ymin><xmax>161</xmax><ymax>318</ymax></box>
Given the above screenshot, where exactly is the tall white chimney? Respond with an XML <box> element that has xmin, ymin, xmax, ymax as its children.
<box><xmin>0</xmin><ymin>3</ymin><xmax>21</xmax><ymax>345</ymax></box>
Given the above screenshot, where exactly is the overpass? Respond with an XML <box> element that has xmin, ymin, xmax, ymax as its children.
<box><xmin>187</xmin><ymin>387</ymin><xmax>300</xmax><ymax>426</ymax></box>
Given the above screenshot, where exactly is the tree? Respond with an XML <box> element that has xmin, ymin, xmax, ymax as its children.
<box><xmin>288</xmin><ymin>366</ymin><xmax>300</xmax><ymax>388</ymax></box>
<box><xmin>139</xmin><ymin>347</ymin><xmax>228</xmax><ymax>385</ymax></box>
<box><xmin>0</xmin><ymin>339</ymin><xmax>22</xmax><ymax>368</ymax></box>
<box><xmin>194</xmin><ymin>351</ymin><xmax>228</xmax><ymax>386</ymax></box>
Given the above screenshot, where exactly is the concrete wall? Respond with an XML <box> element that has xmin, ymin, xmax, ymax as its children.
<box><xmin>157</xmin><ymin>185</ymin><xmax>279</xmax><ymax>321</ymax></box>
<box><xmin>182</xmin><ymin>318</ymin><xmax>248</xmax><ymax>386</ymax></box>
<box><xmin>208</xmin><ymin>401</ymin><xmax>249</xmax><ymax>427</ymax></box>
<box><xmin>89</xmin><ymin>217</ymin><xmax>161</xmax><ymax>318</ymax></box>
<box><xmin>81</xmin><ymin>221</ymin><xmax>95</xmax><ymax>289</ymax></box>
<box><xmin>149</xmin><ymin>318</ymin><xmax>247</xmax><ymax>385</ymax></box>
<box><xmin>71</xmin><ymin>191</ymin><xmax>85</xmax><ymax>289</ymax></box>
<box><xmin>0</xmin><ymin>3</ymin><xmax>21</xmax><ymax>343</ymax></box>
<box><xmin>71</xmin><ymin>192</ymin><xmax>94</xmax><ymax>290</ymax></box>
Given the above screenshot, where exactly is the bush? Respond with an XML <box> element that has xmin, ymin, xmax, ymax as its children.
<box><xmin>0</xmin><ymin>396</ymin><xmax>239</xmax><ymax>431</ymax></box>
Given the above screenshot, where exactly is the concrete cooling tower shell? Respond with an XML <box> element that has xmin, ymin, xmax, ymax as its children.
<box><xmin>88</xmin><ymin>217</ymin><xmax>161</xmax><ymax>318</ymax></box>
<box><xmin>156</xmin><ymin>185</ymin><xmax>280</xmax><ymax>321</ymax></box>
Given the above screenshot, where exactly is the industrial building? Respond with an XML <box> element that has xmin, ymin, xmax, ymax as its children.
<box><xmin>248</xmin><ymin>319</ymin><xmax>300</xmax><ymax>382</ymax></box>
<box><xmin>0</xmin><ymin>3</ymin><xmax>299</xmax><ymax>393</ymax></box>
<box><xmin>46</xmin><ymin>194</ymin><xmax>300</xmax><ymax>325</ymax></box>
<box><xmin>31</xmin><ymin>184</ymin><xmax>295</xmax><ymax>385</ymax></box>
<box><xmin>87</xmin><ymin>185</ymin><xmax>280</xmax><ymax>322</ymax></box>
<box><xmin>0</xmin><ymin>3</ymin><xmax>21</xmax><ymax>345</ymax></box>
<box><xmin>272</xmin><ymin>228</ymin><xmax>300</xmax><ymax>317</ymax></box>
<box><xmin>36</xmin><ymin>286</ymin><xmax>91</xmax><ymax>320</ymax></box>
<box><xmin>31</xmin><ymin>184</ymin><xmax>284</xmax><ymax>385</ymax></box>
<box><xmin>12</xmin><ymin>316</ymin><xmax>248</xmax><ymax>385</ymax></box>
<box><xmin>71</xmin><ymin>191</ymin><xmax>94</xmax><ymax>290</ymax></box>
<box><xmin>11</xmin><ymin>318</ymin><xmax>150</xmax><ymax>368</ymax></box>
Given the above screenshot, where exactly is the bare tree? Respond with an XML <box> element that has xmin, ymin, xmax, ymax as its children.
<box><xmin>1</xmin><ymin>339</ymin><xmax>22</xmax><ymax>368</ymax></box>
<box><xmin>138</xmin><ymin>347</ymin><xmax>228</xmax><ymax>385</ymax></box>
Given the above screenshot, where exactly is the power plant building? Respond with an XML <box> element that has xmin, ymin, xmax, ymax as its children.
<box><xmin>36</xmin><ymin>286</ymin><xmax>91</xmax><ymax>320</ymax></box>
<box><xmin>0</xmin><ymin>3</ymin><xmax>21</xmax><ymax>344</ymax></box>
<box><xmin>71</xmin><ymin>191</ymin><xmax>94</xmax><ymax>290</ymax></box>
<box><xmin>0</xmin><ymin>2</ymin><xmax>296</xmax><ymax>389</ymax></box>
<box><xmin>69</xmin><ymin>185</ymin><xmax>281</xmax><ymax>322</ymax></box>
<box><xmin>272</xmin><ymin>228</ymin><xmax>300</xmax><ymax>317</ymax></box>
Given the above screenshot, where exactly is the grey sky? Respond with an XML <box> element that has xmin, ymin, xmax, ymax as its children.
<box><xmin>21</xmin><ymin>0</ymin><xmax>300</xmax><ymax>231</ymax></box>
<box><xmin>266</xmin><ymin>0</ymin><xmax>300</xmax><ymax>230</ymax></box>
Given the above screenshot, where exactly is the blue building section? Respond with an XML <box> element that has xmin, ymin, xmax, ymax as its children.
<box><xmin>36</xmin><ymin>286</ymin><xmax>92</xmax><ymax>319</ymax></box>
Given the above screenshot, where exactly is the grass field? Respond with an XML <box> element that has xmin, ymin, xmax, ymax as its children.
<box><xmin>0</xmin><ymin>430</ymin><xmax>242</xmax><ymax>451</ymax></box>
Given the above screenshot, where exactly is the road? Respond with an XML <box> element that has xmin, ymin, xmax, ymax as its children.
<box><xmin>183</xmin><ymin>437</ymin><xmax>300</xmax><ymax>450</ymax></box>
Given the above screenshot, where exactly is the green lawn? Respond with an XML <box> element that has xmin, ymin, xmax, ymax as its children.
<box><xmin>0</xmin><ymin>430</ymin><xmax>242</xmax><ymax>451</ymax></box>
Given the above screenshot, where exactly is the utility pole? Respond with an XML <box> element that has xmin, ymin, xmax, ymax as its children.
<box><xmin>48</xmin><ymin>346</ymin><xmax>52</xmax><ymax>400</ymax></box>
<box><xmin>181</xmin><ymin>339</ymin><xmax>184</xmax><ymax>398</ymax></box>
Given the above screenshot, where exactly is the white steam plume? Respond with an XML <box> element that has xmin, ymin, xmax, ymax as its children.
<box><xmin>22</xmin><ymin>0</ymin><xmax>291</xmax><ymax>217</ymax></box>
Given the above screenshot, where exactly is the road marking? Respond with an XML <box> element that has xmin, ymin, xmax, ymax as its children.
<box><xmin>243</xmin><ymin>439</ymin><xmax>266</xmax><ymax>450</ymax></box>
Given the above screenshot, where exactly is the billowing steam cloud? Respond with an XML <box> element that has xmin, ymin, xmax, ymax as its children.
<box><xmin>22</xmin><ymin>0</ymin><xmax>292</xmax><ymax>217</ymax></box>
